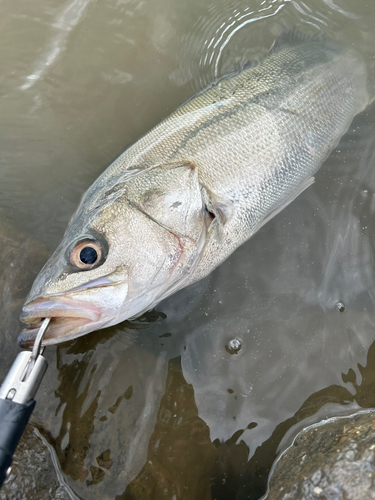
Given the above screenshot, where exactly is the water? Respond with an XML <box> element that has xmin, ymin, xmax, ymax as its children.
<box><xmin>1</xmin><ymin>0</ymin><xmax>375</xmax><ymax>498</ymax></box>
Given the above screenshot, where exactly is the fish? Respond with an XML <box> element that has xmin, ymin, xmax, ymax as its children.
<box><xmin>19</xmin><ymin>30</ymin><xmax>369</xmax><ymax>347</ymax></box>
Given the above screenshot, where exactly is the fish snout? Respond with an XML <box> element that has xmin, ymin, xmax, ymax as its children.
<box><xmin>18</xmin><ymin>296</ymin><xmax>103</xmax><ymax>348</ymax></box>
<box><xmin>20</xmin><ymin>296</ymin><xmax>102</xmax><ymax>323</ymax></box>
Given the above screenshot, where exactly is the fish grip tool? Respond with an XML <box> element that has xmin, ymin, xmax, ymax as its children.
<box><xmin>0</xmin><ymin>318</ymin><xmax>50</xmax><ymax>488</ymax></box>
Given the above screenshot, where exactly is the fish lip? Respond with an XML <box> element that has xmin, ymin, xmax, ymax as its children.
<box><xmin>18</xmin><ymin>317</ymin><xmax>94</xmax><ymax>348</ymax></box>
<box><xmin>20</xmin><ymin>296</ymin><xmax>102</xmax><ymax>323</ymax></box>
<box><xmin>19</xmin><ymin>296</ymin><xmax>103</xmax><ymax>348</ymax></box>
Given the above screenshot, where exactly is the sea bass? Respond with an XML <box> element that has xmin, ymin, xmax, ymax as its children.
<box><xmin>19</xmin><ymin>31</ymin><xmax>368</xmax><ymax>346</ymax></box>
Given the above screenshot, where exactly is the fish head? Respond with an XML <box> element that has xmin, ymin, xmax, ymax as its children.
<box><xmin>19</xmin><ymin>162</ymin><xmax>211</xmax><ymax>347</ymax></box>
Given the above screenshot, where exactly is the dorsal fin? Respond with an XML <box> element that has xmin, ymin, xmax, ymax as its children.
<box><xmin>269</xmin><ymin>27</ymin><xmax>323</xmax><ymax>54</ymax></box>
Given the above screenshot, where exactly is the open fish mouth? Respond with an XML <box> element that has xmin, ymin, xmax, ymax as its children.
<box><xmin>18</xmin><ymin>296</ymin><xmax>102</xmax><ymax>348</ymax></box>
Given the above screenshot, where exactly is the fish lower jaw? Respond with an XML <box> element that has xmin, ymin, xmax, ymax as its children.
<box><xmin>18</xmin><ymin>296</ymin><xmax>104</xmax><ymax>347</ymax></box>
<box><xmin>18</xmin><ymin>316</ymin><xmax>97</xmax><ymax>348</ymax></box>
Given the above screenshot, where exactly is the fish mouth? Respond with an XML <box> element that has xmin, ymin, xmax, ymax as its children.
<box><xmin>18</xmin><ymin>296</ymin><xmax>103</xmax><ymax>348</ymax></box>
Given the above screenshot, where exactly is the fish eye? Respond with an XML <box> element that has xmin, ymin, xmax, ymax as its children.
<box><xmin>80</xmin><ymin>246</ymin><xmax>97</xmax><ymax>264</ymax></box>
<box><xmin>70</xmin><ymin>240</ymin><xmax>103</xmax><ymax>269</ymax></box>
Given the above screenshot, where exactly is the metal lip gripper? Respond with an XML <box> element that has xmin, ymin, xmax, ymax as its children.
<box><xmin>0</xmin><ymin>318</ymin><xmax>50</xmax><ymax>488</ymax></box>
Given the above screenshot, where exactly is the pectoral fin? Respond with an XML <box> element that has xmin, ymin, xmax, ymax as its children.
<box><xmin>201</xmin><ymin>186</ymin><xmax>232</xmax><ymax>243</ymax></box>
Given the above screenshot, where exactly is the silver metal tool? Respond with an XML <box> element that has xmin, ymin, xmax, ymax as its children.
<box><xmin>0</xmin><ymin>318</ymin><xmax>50</xmax><ymax>488</ymax></box>
<box><xmin>0</xmin><ymin>318</ymin><xmax>50</xmax><ymax>404</ymax></box>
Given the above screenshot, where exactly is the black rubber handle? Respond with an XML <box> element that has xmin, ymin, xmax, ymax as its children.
<box><xmin>0</xmin><ymin>397</ymin><xmax>35</xmax><ymax>488</ymax></box>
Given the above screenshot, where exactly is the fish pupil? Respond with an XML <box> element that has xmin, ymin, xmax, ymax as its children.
<box><xmin>80</xmin><ymin>246</ymin><xmax>97</xmax><ymax>265</ymax></box>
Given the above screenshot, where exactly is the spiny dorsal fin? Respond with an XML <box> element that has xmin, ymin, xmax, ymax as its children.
<box><xmin>269</xmin><ymin>27</ymin><xmax>323</xmax><ymax>54</ymax></box>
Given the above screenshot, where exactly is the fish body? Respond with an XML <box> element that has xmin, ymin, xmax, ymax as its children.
<box><xmin>19</xmin><ymin>31</ymin><xmax>369</xmax><ymax>346</ymax></box>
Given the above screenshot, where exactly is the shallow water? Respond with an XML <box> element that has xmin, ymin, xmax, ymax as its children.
<box><xmin>1</xmin><ymin>0</ymin><xmax>375</xmax><ymax>498</ymax></box>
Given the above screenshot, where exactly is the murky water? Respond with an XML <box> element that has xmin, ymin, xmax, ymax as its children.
<box><xmin>1</xmin><ymin>0</ymin><xmax>375</xmax><ymax>498</ymax></box>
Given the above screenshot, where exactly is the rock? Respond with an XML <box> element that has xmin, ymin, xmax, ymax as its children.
<box><xmin>0</xmin><ymin>424</ymin><xmax>71</xmax><ymax>500</ymax></box>
<box><xmin>266</xmin><ymin>411</ymin><xmax>375</xmax><ymax>500</ymax></box>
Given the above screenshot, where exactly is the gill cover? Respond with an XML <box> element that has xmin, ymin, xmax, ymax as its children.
<box><xmin>119</xmin><ymin>161</ymin><xmax>210</xmax><ymax>313</ymax></box>
<box><xmin>123</xmin><ymin>161</ymin><xmax>206</xmax><ymax>242</ymax></box>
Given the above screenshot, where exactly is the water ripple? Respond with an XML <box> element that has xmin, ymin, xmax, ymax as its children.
<box><xmin>170</xmin><ymin>0</ymin><xmax>288</xmax><ymax>92</ymax></box>
<box><xmin>19</xmin><ymin>0</ymin><xmax>93</xmax><ymax>91</ymax></box>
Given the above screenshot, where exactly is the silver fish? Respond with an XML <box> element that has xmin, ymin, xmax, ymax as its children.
<box><xmin>19</xmin><ymin>30</ymin><xmax>369</xmax><ymax>346</ymax></box>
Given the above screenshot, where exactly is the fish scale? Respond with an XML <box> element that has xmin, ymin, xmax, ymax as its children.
<box><xmin>19</xmin><ymin>30</ymin><xmax>369</xmax><ymax>345</ymax></box>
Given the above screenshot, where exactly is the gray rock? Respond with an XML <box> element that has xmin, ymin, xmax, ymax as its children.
<box><xmin>0</xmin><ymin>424</ymin><xmax>71</xmax><ymax>500</ymax></box>
<box><xmin>266</xmin><ymin>411</ymin><xmax>375</xmax><ymax>500</ymax></box>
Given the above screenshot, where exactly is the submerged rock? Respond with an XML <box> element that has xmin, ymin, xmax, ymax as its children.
<box><xmin>266</xmin><ymin>411</ymin><xmax>375</xmax><ymax>500</ymax></box>
<box><xmin>0</xmin><ymin>424</ymin><xmax>71</xmax><ymax>500</ymax></box>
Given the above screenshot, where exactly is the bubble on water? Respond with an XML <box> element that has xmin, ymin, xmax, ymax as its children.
<box><xmin>225</xmin><ymin>338</ymin><xmax>242</xmax><ymax>354</ymax></box>
<box><xmin>336</xmin><ymin>302</ymin><xmax>345</xmax><ymax>313</ymax></box>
